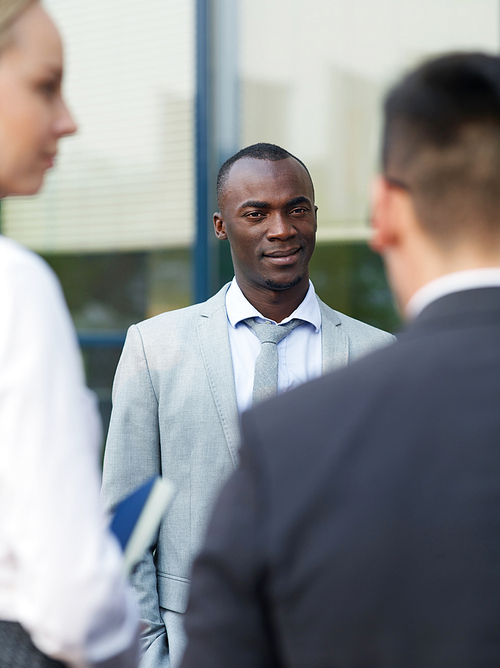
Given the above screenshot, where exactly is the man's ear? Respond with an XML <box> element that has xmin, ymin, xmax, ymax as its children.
<box><xmin>369</xmin><ymin>175</ymin><xmax>397</xmax><ymax>254</ymax></box>
<box><xmin>214</xmin><ymin>213</ymin><xmax>227</xmax><ymax>240</ymax></box>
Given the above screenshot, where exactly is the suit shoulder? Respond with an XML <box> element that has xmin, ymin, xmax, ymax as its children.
<box><xmin>135</xmin><ymin>301</ymin><xmax>205</xmax><ymax>333</ymax></box>
<box><xmin>318</xmin><ymin>299</ymin><xmax>396</xmax><ymax>361</ymax></box>
<box><xmin>319</xmin><ymin>297</ymin><xmax>393</xmax><ymax>339</ymax></box>
<box><xmin>336</xmin><ymin>310</ymin><xmax>395</xmax><ymax>343</ymax></box>
<box><xmin>133</xmin><ymin>285</ymin><xmax>229</xmax><ymax>337</ymax></box>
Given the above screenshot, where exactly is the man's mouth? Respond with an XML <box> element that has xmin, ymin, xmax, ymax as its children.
<box><xmin>263</xmin><ymin>248</ymin><xmax>301</xmax><ymax>265</ymax></box>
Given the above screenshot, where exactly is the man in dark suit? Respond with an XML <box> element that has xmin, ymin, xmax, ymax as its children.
<box><xmin>179</xmin><ymin>52</ymin><xmax>500</xmax><ymax>668</ymax></box>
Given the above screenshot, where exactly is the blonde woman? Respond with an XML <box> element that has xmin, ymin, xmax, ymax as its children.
<box><xmin>0</xmin><ymin>2</ymin><xmax>139</xmax><ymax>667</ymax></box>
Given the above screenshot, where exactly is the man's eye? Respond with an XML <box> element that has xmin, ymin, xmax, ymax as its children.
<box><xmin>291</xmin><ymin>207</ymin><xmax>307</xmax><ymax>215</ymax></box>
<box><xmin>246</xmin><ymin>211</ymin><xmax>264</xmax><ymax>218</ymax></box>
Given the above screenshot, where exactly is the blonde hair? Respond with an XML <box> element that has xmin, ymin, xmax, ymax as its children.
<box><xmin>0</xmin><ymin>0</ymin><xmax>36</xmax><ymax>49</ymax></box>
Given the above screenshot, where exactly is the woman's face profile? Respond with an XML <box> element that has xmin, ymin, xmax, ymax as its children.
<box><xmin>0</xmin><ymin>1</ymin><xmax>76</xmax><ymax>197</ymax></box>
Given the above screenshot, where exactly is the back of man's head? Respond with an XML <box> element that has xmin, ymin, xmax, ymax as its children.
<box><xmin>383</xmin><ymin>53</ymin><xmax>500</xmax><ymax>247</ymax></box>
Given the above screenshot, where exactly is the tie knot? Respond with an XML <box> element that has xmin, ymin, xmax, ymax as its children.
<box><xmin>244</xmin><ymin>317</ymin><xmax>302</xmax><ymax>345</ymax></box>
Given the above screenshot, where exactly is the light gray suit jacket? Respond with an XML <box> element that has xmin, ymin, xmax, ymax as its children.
<box><xmin>101</xmin><ymin>284</ymin><xmax>394</xmax><ymax>668</ymax></box>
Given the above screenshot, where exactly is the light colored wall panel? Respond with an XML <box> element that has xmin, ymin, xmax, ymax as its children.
<box><xmin>3</xmin><ymin>0</ymin><xmax>195</xmax><ymax>253</ymax></box>
<box><xmin>241</xmin><ymin>0</ymin><xmax>500</xmax><ymax>241</ymax></box>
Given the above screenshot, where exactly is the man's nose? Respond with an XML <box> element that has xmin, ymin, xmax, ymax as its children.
<box><xmin>266</xmin><ymin>212</ymin><xmax>296</xmax><ymax>240</ymax></box>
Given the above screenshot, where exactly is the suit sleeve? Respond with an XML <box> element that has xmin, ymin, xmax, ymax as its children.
<box><xmin>101</xmin><ymin>325</ymin><xmax>167</xmax><ymax>663</ymax></box>
<box><xmin>180</xmin><ymin>422</ymin><xmax>278</xmax><ymax>668</ymax></box>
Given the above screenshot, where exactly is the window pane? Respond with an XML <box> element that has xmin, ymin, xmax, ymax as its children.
<box><xmin>241</xmin><ymin>0</ymin><xmax>499</xmax><ymax>242</ymax></box>
<box><xmin>3</xmin><ymin>0</ymin><xmax>195</xmax><ymax>253</ymax></box>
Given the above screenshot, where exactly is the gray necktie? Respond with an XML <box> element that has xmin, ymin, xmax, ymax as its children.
<box><xmin>244</xmin><ymin>317</ymin><xmax>303</xmax><ymax>406</ymax></box>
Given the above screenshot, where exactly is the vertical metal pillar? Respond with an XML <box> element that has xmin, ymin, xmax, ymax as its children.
<box><xmin>194</xmin><ymin>0</ymin><xmax>212</xmax><ymax>304</ymax></box>
<box><xmin>213</xmin><ymin>0</ymin><xmax>240</xmax><ymax>173</ymax></box>
<box><xmin>212</xmin><ymin>0</ymin><xmax>240</xmax><ymax>290</ymax></box>
<box><xmin>194</xmin><ymin>0</ymin><xmax>239</xmax><ymax>303</ymax></box>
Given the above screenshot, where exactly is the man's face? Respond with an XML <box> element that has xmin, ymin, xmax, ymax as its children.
<box><xmin>214</xmin><ymin>157</ymin><xmax>317</xmax><ymax>295</ymax></box>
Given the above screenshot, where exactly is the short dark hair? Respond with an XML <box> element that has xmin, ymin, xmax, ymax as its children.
<box><xmin>383</xmin><ymin>53</ymin><xmax>500</xmax><ymax>243</ymax></box>
<box><xmin>216</xmin><ymin>142</ymin><xmax>314</xmax><ymax>209</ymax></box>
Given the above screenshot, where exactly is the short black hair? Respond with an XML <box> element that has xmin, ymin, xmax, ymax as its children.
<box><xmin>384</xmin><ymin>52</ymin><xmax>500</xmax><ymax>169</ymax></box>
<box><xmin>383</xmin><ymin>53</ymin><xmax>500</xmax><ymax>241</ymax></box>
<box><xmin>216</xmin><ymin>142</ymin><xmax>314</xmax><ymax>209</ymax></box>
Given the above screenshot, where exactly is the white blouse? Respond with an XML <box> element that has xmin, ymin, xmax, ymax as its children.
<box><xmin>0</xmin><ymin>236</ymin><xmax>138</xmax><ymax>667</ymax></box>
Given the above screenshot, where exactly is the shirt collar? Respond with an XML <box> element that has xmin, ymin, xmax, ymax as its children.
<box><xmin>406</xmin><ymin>267</ymin><xmax>500</xmax><ymax>320</ymax></box>
<box><xmin>226</xmin><ymin>277</ymin><xmax>321</xmax><ymax>332</ymax></box>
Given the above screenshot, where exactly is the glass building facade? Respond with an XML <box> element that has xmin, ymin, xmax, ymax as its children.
<box><xmin>2</xmin><ymin>0</ymin><xmax>498</xmax><ymax>432</ymax></box>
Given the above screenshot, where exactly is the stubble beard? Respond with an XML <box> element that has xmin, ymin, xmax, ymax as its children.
<box><xmin>263</xmin><ymin>272</ymin><xmax>305</xmax><ymax>291</ymax></box>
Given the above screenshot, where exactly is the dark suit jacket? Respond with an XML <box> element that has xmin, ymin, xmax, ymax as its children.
<box><xmin>180</xmin><ymin>287</ymin><xmax>500</xmax><ymax>668</ymax></box>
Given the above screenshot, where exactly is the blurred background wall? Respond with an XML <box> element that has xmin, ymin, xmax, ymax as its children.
<box><xmin>1</xmin><ymin>0</ymin><xmax>498</xmax><ymax>432</ymax></box>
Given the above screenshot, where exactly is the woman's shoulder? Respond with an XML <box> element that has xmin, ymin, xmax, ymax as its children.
<box><xmin>0</xmin><ymin>235</ymin><xmax>48</xmax><ymax>274</ymax></box>
<box><xmin>0</xmin><ymin>235</ymin><xmax>64</xmax><ymax>307</ymax></box>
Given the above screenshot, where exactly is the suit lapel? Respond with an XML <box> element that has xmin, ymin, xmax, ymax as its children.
<box><xmin>318</xmin><ymin>297</ymin><xmax>348</xmax><ymax>375</ymax></box>
<box><xmin>196</xmin><ymin>290</ymin><xmax>356</xmax><ymax>463</ymax></box>
<box><xmin>197</xmin><ymin>286</ymin><xmax>240</xmax><ymax>467</ymax></box>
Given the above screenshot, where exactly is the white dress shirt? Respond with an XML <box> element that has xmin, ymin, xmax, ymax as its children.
<box><xmin>226</xmin><ymin>278</ymin><xmax>322</xmax><ymax>414</ymax></box>
<box><xmin>0</xmin><ymin>236</ymin><xmax>138</xmax><ymax>667</ymax></box>
<box><xmin>406</xmin><ymin>267</ymin><xmax>500</xmax><ymax>320</ymax></box>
